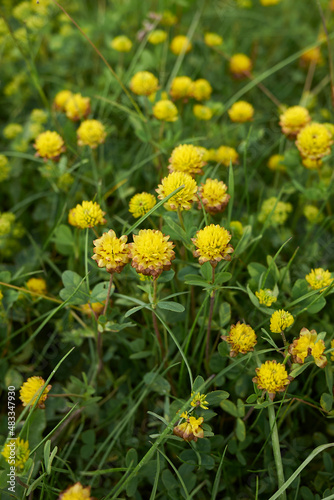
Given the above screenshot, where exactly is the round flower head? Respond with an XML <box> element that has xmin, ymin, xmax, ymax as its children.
<box><xmin>296</xmin><ymin>123</ymin><xmax>333</xmax><ymax>160</ymax></box>
<box><xmin>92</xmin><ymin>229</ymin><xmax>130</xmax><ymax>274</ymax></box>
<box><xmin>279</xmin><ymin>106</ymin><xmax>311</xmax><ymax>138</ymax></box>
<box><xmin>191</xmin><ymin>79</ymin><xmax>212</xmax><ymax>101</ymax></box>
<box><xmin>34</xmin><ymin>131</ymin><xmax>65</xmax><ymax>161</ymax></box>
<box><xmin>228</xmin><ymin>101</ymin><xmax>254</xmax><ymax>123</ymax></box>
<box><xmin>156</xmin><ymin>171</ymin><xmax>197</xmax><ymax>211</ymax></box>
<box><xmin>303</xmin><ymin>205</ymin><xmax>324</xmax><ymax>224</ymax></box>
<box><xmin>173</xmin><ymin>413</ymin><xmax>204</xmax><ymax>442</ymax></box>
<box><xmin>110</xmin><ymin>35</ymin><xmax>132</xmax><ymax>52</ymax></box>
<box><xmin>302</xmin><ymin>156</ymin><xmax>322</xmax><ymax>170</ymax></box>
<box><xmin>193</xmin><ymin>104</ymin><xmax>213</xmax><ymax>120</ymax></box>
<box><xmin>65</xmin><ymin>93</ymin><xmax>91</xmax><ymax>121</ymax></box>
<box><xmin>267</xmin><ymin>154</ymin><xmax>286</xmax><ymax>172</ymax></box>
<box><xmin>169</xmin><ymin>144</ymin><xmax>206</xmax><ymax>175</ymax></box>
<box><xmin>54</xmin><ymin>90</ymin><xmax>73</xmax><ymax>111</ymax></box>
<box><xmin>215</xmin><ymin>145</ymin><xmax>239</xmax><ymax>166</ymax></box>
<box><xmin>230</xmin><ymin>220</ymin><xmax>244</xmax><ymax>238</ymax></box>
<box><xmin>300</xmin><ymin>47</ymin><xmax>322</xmax><ymax>66</ymax></box>
<box><xmin>255</xmin><ymin>289</ymin><xmax>277</xmax><ymax>307</ymax></box>
<box><xmin>192</xmin><ymin>224</ymin><xmax>233</xmax><ymax>266</ymax></box>
<box><xmin>148</xmin><ymin>29</ymin><xmax>167</xmax><ymax>44</ymax></box>
<box><xmin>258</xmin><ymin>197</ymin><xmax>292</xmax><ymax>225</ymax></box>
<box><xmin>153</xmin><ymin>99</ymin><xmax>178</xmax><ymax>122</ymax></box>
<box><xmin>253</xmin><ymin>360</ymin><xmax>291</xmax><ymax>400</ymax></box>
<box><xmin>191</xmin><ymin>392</ymin><xmax>209</xmax><ymax>410</ymax></box>
<box><xmin>3</xmin><ymin>123</ymin><xmax>23</xmax><ymax>139</ymax></box>
<box><xmin>26</xmin><ymin>277</ymin><xmax>47</xmax><ymax>295</ymax></box>
<box><xmin>31</xmin><ymin>109</ymin><xmax>47</xmax><ymax>124</ymax></box>
<box><xmin>130</xmin><ymin>71</ymin><xmax>159</xmax><ymax>96</ymax></box>
<box><xmin>77</xmin><ymin>120</ymin><xmax>107</xmax><ymax>148</ymax></box>
<box><xmin>204</xmin><ymin>32</ymin><xmax>223</xmax><ymax>47</ymax></box>
<box><xmin>81</xmin><ymin>300</ymin><xmax>105</xmax><ymax>317</ymax></box>
<box><xmin>289</xmin><ymin>328</ymin><xmax>327</xmax><ymax>368</ymax></box>
<box><xmin>58</xmin><ymin>482</ymin><xmax>92</xmax><ymax>500</ymax></box>
<box><xmin>229</xmin><ymin>53</ymin><xmax>252</xmax><ymax>78</ymax></box>
<box><xmin>170</xmin><ymin>35</ymin><xmax>192</xmax><ymax>55</ymax></box>
<box><xmin>260</xmin><ymin>0</ymin><xmax>281</xmax><ymax>4</ymax></box>
<box><xmin>0</xmin><ymin>155</ymin><xmax>11</xmax><ymax>182</ymax></box>
<box><xmin>69</xmin><ymin>201</ymin><xmax>106</xmax><ymax>229</ymax></box>
<box><xmin>198</xmin><ymin>178</ymin><xmax>230</xmax><ymax>214</ymax></box>
<box><xmin>19</xmin><ymin>376</ymin><xmax>51</xmax><ymax>409</ymax></box>
<box><xmin>160</xmin><ymin>10</ymin><xmax>178</xmax><ymax>26</ymax></box>
<box><xmin>129</xmin><ymin>229</ymin><xmax>175</xmax><ymax>278</ymax></box>
<box><xmin>270</xmin><ymin>309</ymin><xmax>294</xmax><ymax>333</ymax></box>
<box><xmin>129</xmin><ymin>192</ymin><xmax>156</xmax><ymax>218</ymax></box>
<box><xmin>305</xmin><ymin>268</ymin><xmax>333</xmax><ymax>290</ymax></box>
<box><xmin>221</xmin><ymin>322</ymin><xmax>257</xmax><ymax>357</ymax></box>
<box><xmin>196</xmin><ymin>146</ymin><xmax>211</xmax><ymax>162</ymax></box>
<box><xmin>170</xmin><ymin>76</ymin><xmax>193</xmax><ymax>100</ymax></box>
<box><xmin>0</xmin><ymin>212</ymin><xmax>15</xmax><ymax>236</ymax></box>
<box><xmin>2</xmin><ymin>437</ymin><xmax>30</xmax><ymax>470</ymax></box>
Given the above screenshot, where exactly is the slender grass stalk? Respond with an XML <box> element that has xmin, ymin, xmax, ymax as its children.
<box><xmin>268</xmin><ymin>403</ymin><xmax>286</xmax><ymax>500</ymax></box>
<box><xmin>152</xmin><ymin>279</ymin><xmax>164</xmax><ymax>356</ymax></box>
<box><xmin>205</xmin><ymin>266</ymin><xmax>216</xmax><ymax>371</ymax></box>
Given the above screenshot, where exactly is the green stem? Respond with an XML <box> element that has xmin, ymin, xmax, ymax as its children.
<box><xmin>268</xmin><ymin>403</ymin><xmax>286</xmax><ymax>500</ymax></box>
<box><xmin>85</xmin><ymin>229</ymin><xmax>90</xmax><ymax>295</ymax></box>
<box><xmin>177</xmin><ymin>207</ymin><xmax>185</xmax><ymax>231</ymax></box>
<box><xmin>152</xmin><ymin>279</ymin><xmax>164</xmax><ymax>356</ymax></box>
<box><xmin>205</xmin><ymin>266</ymin><xmax>216</xmax><ymax>372</ymax></box>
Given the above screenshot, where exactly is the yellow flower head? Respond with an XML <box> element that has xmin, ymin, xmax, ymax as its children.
<box><xmin>160</xmin><ymin>10</ymin><xmax>178</xmax><ymax>26</ymax></box>
<box><xmin>0</xmin><ymin>155</ymin><xmax>11</xmax><ymax>182</ymax></box>
<box><xmin>289</xmin><ymin>327</ymin><xmax>327</xmax><ymax>368</ymax></box>
<box><xmin>228</xmin><ymin>100</ymin><xmax>254</xmax><ymax>123</ymax></box>
<box><xmin>222</xmin><ymin>322</ymin><xmax>257</xmax><ymax>357</ymax></box>
<box><xmin>65</xmin><ymin>93</ymin><xmax>91</xmax><ymax>121</ymax></box>
<box><xmin>170</xmin><ymin>35</ymin><xmax>192</xmax><ymax>55</ymax></box>
<box><xmin>173</xmin><ymin>415</ymin><xmax>204</xmax><ymax>442</ymax></box>
<box><xmin>92</xmin><ymin>229</ymin><xmax>130</xmax><ymax>274</ymax></box>
<box><xmin>302</xmin><ymin>156</ymin><xmax>322</xmax><ymax>170</ymax></box>
<box><xmin>30</xmin><ymin>109</ymin><xmax>48</xmax><ymax>124</ymax></box>
<box><xmin>255</xmin><ymin>289</ymin><xmax>277</xmax><ymax>307</ymax></box>
<box><xmin>296</xmin><ymin>122</ymin><xmax>333</xmax><ymax>160</ymax></box>
<box><xmin>300</xmin><ymin>47</ymin><xmax>322</xmax><ymax>66</ymax></box>
<box><xmin>230</xmin><ymin>220</ymin><xmax>244</xmax><ymax>238</ymax></box>
<box><xmin>191</xmin><ymin>392</ymin><xmax>209</xmax><ymax>409</ymax></box>
<box><xmin>3</xmin><ymin>123</ymin><xmax>23</xmax><ymax>139</ymax></box>
<box><xmin>80</xmin><ymin>301</ymin><xmax>105</xmax><ymax>317</ymax></box>
<box><xmin>0</xmin><ymin>212</ymin><xmax>15</xmax><ymax>236</ymax></box>
<box><xmin>169</xmin><ymin>76</ymin><xmax>193</xmax><ymax>100</ymax></box>
<box><xmin>148</xmin><ymin>30</ymin><xmax>167</xmax><ymax>45</ymax></box>
<box><xmin>323</xmin><ymin>122</ymin><xmax>334</xmax><ymax>137</ymax></box>
<box><xmin>204</xmin><ymin>32</ymin><xmax>223</xmax><ymax>47</ymax></box>
<box><xmin>305</xmin><ymin>268</ymin><xmax>333</xmax><ymax>290</ymax></box>
<box><xmin>19</xmin><ymin>376</ymin><xmax>51</xmax><ymax>409</ymax></box>
<box><xmin>77</xmin><ymin>120</ymin><xmax>107</xmax><ymax>148</ymax></box>
<box><xmin>34</xmin><ymin>131</ymin><xmax>65</xmax><ymax>161</ymax></box>
<box><xmin>196</xmin><ymin>146</ymin><xmax>211</xmax><ymax>162</ymax></box>
<box><xmin>68</xmin><ymin>201</ymin><xmax>106</xmax><ymax>229</ymax></box>
<box><xmin>303</xmin><ymin>205</ymin><xmax>324</xmax><ymax>224</ymax></box>
<box><xmin>253</xmin><ymin>360</ymin><xmax>291</xmax><ymax>400</ymax></box>
<box><xmin>267</xmin><ymin>154</ymin><xmax>286</xmax><ymax>172</ymax></box>
<box><xmin>192</xmin><ymin>224</ymin><xmax>233</xmax><ymax>266</ymax></box>
<box><xmin>26</xmin><ymin>277</ymin><xmax>47</xmax><ymax>296</ymax></box>
<box><xmin>229</xmin><ymin>53</ymin><xmax>252</xmax><ymax>78</ymax></box>
<box><xmin>2</xmin><ymin>437</ymin><xmax>30</xmax><ymax>470</ymax></box>
<box><xmin>156</xmin><ymin>171</ymin><xmax>197</xmax><ymax>211</ymax></box>
<box><xmin>260</xmin><ymin>0</ymin><xmax>281</xmax><ymax>5</ymax></box>
<box><xmin>54</xmin><ymin>90</ymin><xmax>73</xmax><ymax>112</ymax></box>
<box><xmin>129</xmin><ymin>229</ymin><xmax>175</xmax><ymax>278</ymax></box>
<box><xmin>191</xmin><ymin>79</ymin><xmax>212</xmax><ymax>101</ymax></box>
<box><xmin>129</xmin><ymin>192</ymin><xmax>156</xmax><ymax>218</ymax></box>
<box><xmin>258</xmin><ymin>197</ymin><xmax>292</xmax><ymax>225</ymax></box>
<box><xmin>270</xmin><ymin>309</ymin><xmax>294</xmax><ymax>333</ymax></box>
<box><xmin>58</xmin><ymin>482</ymin><xmax>92</xmax><ymax>500</ymax></box>
<box><xmin>168</xmin><ymin>144</ymin><xmax>206</xmax><ymax>176</ymax></box>
<box><xmin>193</xmin><ymin>104</ymin><xmax>213</xmax><ymax>121</ymax></box>
<box><xmin>215</xmin><ymin>145</ymin><xmax>239</xmax><ymax>166</ymax></box>
<box><xmin>110</xmin><ymin>35</ymin><xmax>132</xmax><ymax>52</ymax></box>
<box><xmin>279</xmin><ymin>106</ymin><xmax>311</xmax><ymax>137</ymax></box>
<box><xmin>130</xmin><ymin>71</ymin><xmax>159</xmax><ymax>96</ymax></box>
<box><xmin>198</xmin><ymin>178</ymin><xmax>230</xmax><ymax>214</ymax></box>
<box><xmin>153</xmin><ymin>99</ymin><xmax>178</xmax><ymax>122</ymax></box>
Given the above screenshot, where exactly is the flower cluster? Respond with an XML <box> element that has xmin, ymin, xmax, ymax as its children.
<box><xmin>58</xmin><ymin>482</ymin><xmax>92</xmax><ymax>500</ymax></box>
<box><xmin>92</xmin><ymin>230</ymin><xmax>130</xmax><ymax>274</ymax></box>
<box><xmin>198</xmin><ymin>178</ymin><xmax>230</xmax><ymax>214</ymax></box>
<box><xmin>2</xmin><ymin>437</ymin><xmax>30</xmax><ymax>470</ymax></box>
<box><xmin>34</xmin><ymin>131</ymin><xmax>66</xmax><ymax>161</ymax></box>
<box><xmin>156</xmin><ymin>172</ymin><xmax>197</xmax><ymax>211</ymax></box>
<box><xmin>305</xmin><ymin>268</ymin><xmax>333</xmax><ymax>290</ymax></box>
<box><xmin>68</xmin><ymin>201</ymin><xmax>106</xmax><ymax>229</ymax></box>
<box><xmin>270</xmin><ymin>310</ymin><xmax>294</xmax><ymax>333</ymax></box>
<box><xmin>253</xmin><ymin>360</ymin><xmax>292</xmax><ymax>400</ymax></box>
<box><xmin>129</xmin><ymin>229</ymin><xmax>175</xmax><ymax>279</ymax></box>
<box><xmin>129</xmin><ymin>192</ymin><xmax>156</xmax><ymax>218</ymax></box>
<box><xmin>222</xmin><ymin>322</ymin><xmax>257</xmax><ymax>357</ymax></box>
<box><xmin>19</xmin><ymin>376</ymin><xmax>51</xmax><ymax>409</ymax></box>
<box><xmin>168</xmin><ymin>144</ymin><xmax>206</xmax><ymax>175</ymax></box>
<box><xmin>289</xmin><ymin>328</ymin><xmax>327</xmax><ymax>368</ymax></box>
<box><xmin>258</xmin><ymin>197</ymin><xmax>292</xmax><ymax>225</ymax></box>
<box><xmin>173</xmin><ymin>412</ymin><xmax>204</xmax><ymax>442</ymax></box>
<box><xmin>192</xmin><ymin>224</ymin><xmax>233</xmax><ymax>266</ymax></box>
<box><xmin>255</xmin><ymin>289</ymin><xmax>277</xmax><ymax>307</ymax></box>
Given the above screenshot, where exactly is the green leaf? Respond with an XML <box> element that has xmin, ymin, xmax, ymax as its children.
<box><xmin>206</xmin><ymin>390</ymin><xmax>229</xmax><ymax>406</ymax></box>
<box><xmin>126</xmin><ymin>448</ymin><xmax>138</xmax><ymax>468</ymax></box>
<box><xmin>59</xmin><ymin>271</ymin><xmax>88</xmax><ymax>305</ymax></box>
<box><xmin>192</xmin><ymin>375</ymin><xmax>205</xmax><ymax>393</ymax></box>
<box><xmin>289</xmin><ymin>361</ymin><xmax>314</xmax><ymax>378</ymax></box>
<box><xmin>129</xmin><ymin>350</ymin><xmax>152</xmax><ymax>359</ymax></box>
<box><xmin>157</xmin><ymin>301</ymin><xmax>185</xmax><ymax>313</ymax></box>
<box><xmin>90</xmin><ymin>281</ymin><xmax>113</xmax><ymax>303</ymax></box>
<box><xmin>320</xmin><ymin>393</ymin><xmax>333</xmax><ymax>412</ymax></box>
<box><xmin>220</xmin><ymin>399</ymin><xmax>239</xmax><ymax>418</ymax></box>
<box><xmin>53</xmin><ymin>224</ymin><xmax>75</xmax><ymax>256</ymax></box>
<box><xmin>143</xmin><ymin>372</ymin><xmax>171</xmax><ymax>395</ymax></box>
<box><xmin>215</xmin><ymin>271</ymin><xmax>232</xmax><ymax>285</ymax></box>
<box><xmin>157</xmin><ymin>270</ymin><xmax>175</xmax><ymax>283</ymax></box>
<box><xmin>236</xmin><ymin>418</ymin><xmax>246</xmax><ymax>442</ymax></box>
<box><xmin>200</xmin><ymin>262</ymin><xmax>212</xmax><ymax>281</ymax></box>
<box><xmin>184</xmin><ymin>274</ymin><xmax>211</xmax><ymax>288</ymax></box>
<box><xmin>219</xmin><ymin>302</ymin><xmax>231</xmax><ymax>327</ymax></box>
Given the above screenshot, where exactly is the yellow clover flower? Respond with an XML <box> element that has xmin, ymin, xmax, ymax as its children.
<box><xmin>192</xmin><ymin>224</ymin><xmax>234</xmax><ymax>266</ymax></box>
<box><xmin>68</xmin><ymin>201</ymin><xmax>106</xmax><ymax>229</ymax></box>
<box><xmin>168</xmin><ymin>144</ymin><xmax>206</xmax><ymax>175</ymax></box>
<box><xmin>289</xmin><ymin>328</ymin><xmax>327</xmax><ymax>368</ymax></box>
<box><xmin>190</xmin><ymin>392</ymin><xmax>209</xmax><ymax>410</ymax></box>
<box><xmin>229</xmin><ymin>53</ymin><xmax>252</xmax><ymax>78</ymax></box>
<box><xmin>230</xmin><ymin>220</ymin><xmax>244</xmax><ymax>238</ymax></box>
<box><xmin>0</xmin><ymin>212</ymin><xmax>15</xmax><ymax>236</ymax></box>
<box><xmin>170</xmin><ymin>35</ymin><xmax>192</xmax><ymax>55</ymax></box>
<box><xmin>130</xmin><ymin>71</ymin><xmax>159</xmax><ymax>96</ymax></box>
<box><xmin>305</xmin><ymin>268</ymin><xmax>333</xmax><ymax>290</ymax></box>
<box><xmin>0</xmin><ymin>155</ymin><xmax>11</xmax><ymax>182</ymax></box>
<box><xmin>3</xmin><ymin>123</ymin><xmax>23</xmax><ymax>139</ymax></box>
<box><xmin>30</xmin><ymin>109</ymin><xmax>48</xmax><ymax>124</ymax></box>
<box><xmin>302</xmin><ymin>157</ymin><xmax>322</xmax><ymax>170</ymax></box>
<box><xmin>153</xmin><ymin>99</ymin><xmax>178</xmax><ymax>122</ymax></box>
<box><xmin>65</xmin><ymin>93</ymin><xmax>91</xmax><ymax>121</ymax></box>
<box><xmin>81</xmin><ymin>301</ymin><xmax>105</xmax><ymax>317</ymax></box>
<box><xmin>221</xmin><ymin>322</ymin><xmax>257</xmax><ymax>357</ymax></box>
<box><xmin>2</xmin><ymin>437</ymin><xmax>30</xmax><ymax>471</ymax></box>
<box><xmin>54</xmin><ymin>90</ymin><xmax>73</xmax><ymax>112</ymax></box>
<box><xmin>173</xmin><ymin>413</ymin><xmax>204</xmax><ymax>442</ymax></box>
<box><xmin>19</xmin><ymin>376</ymin><xmax>51</xmax><ymax>409</ymax></box>
<box><xmin>303</xmin><ymin>205</ymin><xmax>324</xmax><ymax>224</ymax></box>
<box><xmin>253</xmin><ymin>360</ymin><xmax>291</xmax><ymax>400</ymax></box>
<box><xmin>129</xmin><ymin>192</ymin><xmax>156</xmax><ymax>218</ymax></box>
<box><xmin>160</xmin><ymin>10</ymin><xmax>178</xmax><ymax>26</ymax></box>
<box><xmin>267</xmin><ymin>154</ymin><xmax>286</xmax><ymax>172</ymax></box>
<box><xmin>58</xmin><ymin>482</ymin><xmax>92</xmax><ymax>500</ymax></box>
<box><xmin>270</xmin><ymin>310</ymin><xmax>294</xmax><ymax>333</ymax></box>
<box><xmin>156</xmin><ymin>172</ymin><xmax>197</xmax><ymax>211</ymax></box>
<box><xmin>300</xmin><ymin>47</ymin><xmax>322</xmax><ymax>66</ymax></box>
<box><xmin>148</xmin><ymin>30</ymin><xmax>167</xmax><ymax>45</ymax></box>
<box><xmin>77</xmin><ymin>120</ymin><xmax>107</xmax><ymax>148</ymax></box>
<box><xmin>228</xmin><ymin>100</ymin><xmax>254</xmax><ymax>123</ymax></box>
<box><xmin>34</xmin><ymin>131</ymin><xmax>65</xmax><ymax>161</ymax></box>
<box><xmin>129</xmin><ymin>229</ymin><xmax>175</xmax><ymax>279</ymax></box>
<box><xmin>204</xmin><ymin>32</ymin><xmax>223</xmax><ymax>47</ymax></box>
<box><xmin>198</xmin><ymin>178</ymin><xmax>230</xmax><ymax>214</ymax></box>
<box><xmin>191</xmin><ymin>79</ymin><xmax>212</xmax><ymax>101</ymax></box>
<box><xmin>296</xmin><ymin>123</ymin><xmax>333</xmax><ymax>160</ymax></box>
<box><xmin>193</xmin><ymin>104</ymin><xmax>213</xmax><ymax>120</ymax></box>
<box><xmin>255</xmin><ymin>289</ymin><xmax>277</xmax><ymax>307</ymax></box>
<box><xmin>26</xmin><ymin>277</ymin><xmax>47</xmax><ymax>296</ymax></box>
<box><xmin>169</xmin><ymin>77</ymin><xmax>193</xmax><ymax>101</ymax></box>
<box><xmin>215</xmin><ymin>145</ymin><xmax>239</xmax><ymax>166</ymax></box>
<box><xmin>279</xmin><ymin>106</ymin><xmax>311</xmax><ymax>138</ymax></box>
<box><xmin>110</xmin><ymin>35</ymin><xmax>132</xmax><ymax>52</ymax></box>
<box><xmin>258</xmin><ymin>197</ymin><xmax>292</xmax><ymax>225</ymax></box>
<box><xmin>260</xmin><ymin>0</ymin><xmax>281</xmax><ymax>5</ymax></box>
<box><xmin>92</xmin><ymin>229</ymin><xmax>130</xmax><ymax>274</ymax></box>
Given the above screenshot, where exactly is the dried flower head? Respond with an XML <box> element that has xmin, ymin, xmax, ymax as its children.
<box><xmin>204</xmin><ymin>32</ymin><xmax>223</xmax><ymax>47</ymax></box>
<box><xmin>2</xmin><ymin>437</ymin><xmax>30</xmax><ymax>470</ymax></box>
<box><xmin>190</xmin><ymin>392</ymin><xmax>209</xmax><ymax>410</ymax></box>
<box><xmin>92</xmin><ymin>229</ymin><xmax>130</xmax><ymax>274</ymax></box>
<box><xmin>270</xmin><ymin>309</ymin><xmax>294</xmax><ymax>333</ymax></box>
<box><xmin>198</xmin><ymin>178</ymin><xmax>230</xmax><ymax>214</ymax></box>
<box><xmin>267</xmin><ymin>154</ymin><xmax>286</xmax><ymax>172</ymax></box>
<box><xmin>170</xmin><ymin>35</ymin><xmax>192</xmax><ymax>55</ymax></box>
<box><xmin>169</xmin><ymin>76</ymin><xmax>193</xmax><ymax>100</ymax></box>
<box><xmin>173</xmin><ymin>413</ymin><xmax>204</xmax><ymax>442</ymax></box>
<box><xmin>193</xmin><ymin>104</ymin><xmax>213</xmax><ymax>120</ymax></box>
<box><xmin>289</xmin><ymin>328</ymin><xmax>327</xmax><ymax>368</ymax></box>
<box><xmin>110</xmin><ymin>35</ymin><xmax>132</xmax><ymax>52</ymax></box>
<box><xmin>296</xmin><ymin>123</ymin><xmax>333</xmax><ymax>160</ymax></box>
<box><xmin>168</xmin><ymin>144</ymin><xmax>206</xmax><ymax>175</ymax></box>
<box><xmin>129</xmin><ymin>192</ymin><xmax>156</xmax><ymax>218</ymax></box>
<box><xmin>129</xmin><ymin>229</ymin><xmax>175</xmax><ymax>278</ymax></box>
<box><xmin>65</xmin><ymin>93</ymin><xmax>91</xmax><ymax>121</ymax></box>
<box><xmin>192</xmin><ymin>224</ymin><xmax>233</xmax><ymax>266</ymax></box>
<box><xmin>229</xmin><ymin>53</ymin><xmax>252</xmax><ymax>78</ymax></box>
<box><xmin>153</xmin><ymin>99</ymin><xmax>178</xmax><ymax>122</ymax></box>
<box><xmin>215</xmin><ymin>146</ymin><xmax>239</xmax><ymax>166</ymax></box>
<box><xmin>58</xmin><ymin>482</ymin><xmax>92</xmax><ymax>500</ymax></box>
<box><xmin>68</xmin><ymin>201</ymin><xmax>106</xmax><ymax>229</ymax></box>
<box><xmin>191</xmin><ymin>79</ymin><xmax>212</xmax><ymax>101</ymax></box>
<box><xmin>19</xmin><ymin>376</ymin><xmax>51</xmax><ymax>409</ymax></box>
<box><xmin>253</xmin><ymin>360</ymin><xmax>291</xmax><ymax>400</ymax></box>
<box><xmin>228</xmin><ymin>100</ymin><xmax>254</xmax><ymax>123</ymax></box>
<box><xmin>26</xmin><ymin>277</ymin><xmax>47</xmax><ymax>296</ymax></box>
<box><xmin>156</xmin><ymin>171</ymin><xmax>197</xmax><ymax>211</ymax></box>
<box><xmin>279</xmin><ymin>106</ymin><xmax>311</xmax><ymax>137</ymax></box>
<box><xmin>130</xmin><ymin>71</ymin><xmax>159</xmax><ymax>96</ymax></box>
<box><xmin>34</xmin><ymin>131</ymin><xmax>65</xmax><ymax>161</ymax></box>
<box><xmin>77</xmin><ymin>120</ymin><xmax>107</xmax><ymax>148</ymax></box>
<box><xmin>222</xmin><ymin>322</ymin><xmax>257</xmax><ymax>357</ymax></box>
<box><xmin>305</xmin><ymin>268</ymin><xmax>333</xmax><ymax>290</ymax></box>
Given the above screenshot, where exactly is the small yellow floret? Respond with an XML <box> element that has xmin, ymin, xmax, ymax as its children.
<box><xmin>156</xmin><ymin>171</ymin><xmax>197</xmax><ymax>211</ymax></box>
<box><xmin>77</xmin><ymin>120</ymin><xmax>107</xmax><ymax>148</ymax></box>
<box><xmin>69</xmin><ymin>201</ymin><xmax>106</xmax><ymax>229</ymax></box>
<box><xmin>204</xmin><ymin>32</ymin><xmax>223</xmax><ymax>47</ymax></box>
<box><xmin>65</xmin><ymin>93</ymin><xmax>91</xmax><ymax>121</ymax></box>
<box><xmin>2</xmin><ymin>437</ymin><xmax>30</xmax><ymax>470</ymax></box>
<box><xmin>228</xmin><ymin>101</ymin><xmax>254</xmax><ymax>123</ymax></box>
<box><xmin>198</xmin><ymin>178</ymin><xmax>230</xmax><ymax>214</ymax></box>
<box><xmin>173</xmin><ymin>415</ymin><xmax>204</xmax><ymax>442</ymax></box>
<box><xmin>229</xmin><ymin>53</ymin><xmax>252</xmax><ymax>77</ymax></box>
<box><xmin>279</xmin><ymin>106</ymin><xmax>311</xmax><ymax>137</ymax></box>
<box><xmin>26</xmin><ymin>277</ymin><xmax>47</xmax><ymax>296</ymax></box>
<box><xmin>289</xmin><ymin>328</ymin><xmax>327</xmax><ymax>368</ymax></box>
<box><xmin>193</xmin><ymin>104</ymin><xmax>213</xmax><ymax>120</ymax></box>
<box><xmin>110</xmin><ymin>35</ymin><xmax>132</xmax><ymax>52</ymax></box>
<box><xmin>129</xmin><ymin>192</ymin><xmax>156</xmax><ymax>218</ymax></box>
<box><xmin>168</xmin><ymin>144</ymin><xmax>206</xmax><ymax>175</ymax></box>
<box><xmin>192</xmin><ymin>224</ymin><xmax>233</xmax><ymax>266</ymax></box>
<box><xmin>19</xmin><ymin>376</ymin><xmax>51</xmax><ymax>409</ymax></box>
<box><xmin>153</xmin><ymin>99</ymin><xmax>178</xmax><ymax>122</ymax></box>
<box><xmin>92</xmin><ymin>229</ymin><xmax>130</xmax><ymax>274</ymax></box>
<box><xmin>129</xmin><ymin>229</ymin><xmax>175</xmax><ymax>278</ymax></box>
<box><xmin>270</xmin><ymin>309</ymin><xmax>294</xmax><ymax>333</ymax></box>
<box><xmin>296</xmin><ymin>122</ymin><xmax>333</xmax><ymax>160</ymax></box>
<box><xmin>255</xmin><ymin>289</ymin><xmax>277</xmax><ymax>307</ymax></box>
<box><xmin>305</xmin><ymin>268</ymin><xmax>333</xmax><ymax>290</ymax></box>
<box><xmin>148</xmin><ymin>30</ymin><xmax>167</xmax><ymax>45</ymax></box>
<box><xmin>170</xmin><ymin>35</ymin><xmax>192</xmax><ymax>55</ymax></box>
<box><xmin>253</xmin><ymin>360</ymin><xmax>291</xmax><ymax>400</ymax></box>
<box><xmin>222</xmin><ymin>322</ymin><xmax>257</xmax><ymax>357</ymax></box>
<box><xmin>190</xmin><ymin>392</ymin><xmax>209</xmax><ymax>410</ymax></box>
<box><xmin>215</xmin><ymin>146</ymin><xmax>239</xmax><ymax>166</ymax></box>
<box><xmin>191</xmin><ymin>79</ymin><xmax>212</xmax><ymax>101</ymax></box>
<box><xmin>34</xmin><ymin>131</ymin><xmax>65</xmax><ymax>161</ymax></box>
<box><xmin>58</xmin><ymin>482</ymin><xmax>92</xmax><ymax>500</ymax></box>
<box><xmin>170</xmin><ymin>76</ymin><xmax>193</xmax><ymax>100</ymax></box>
